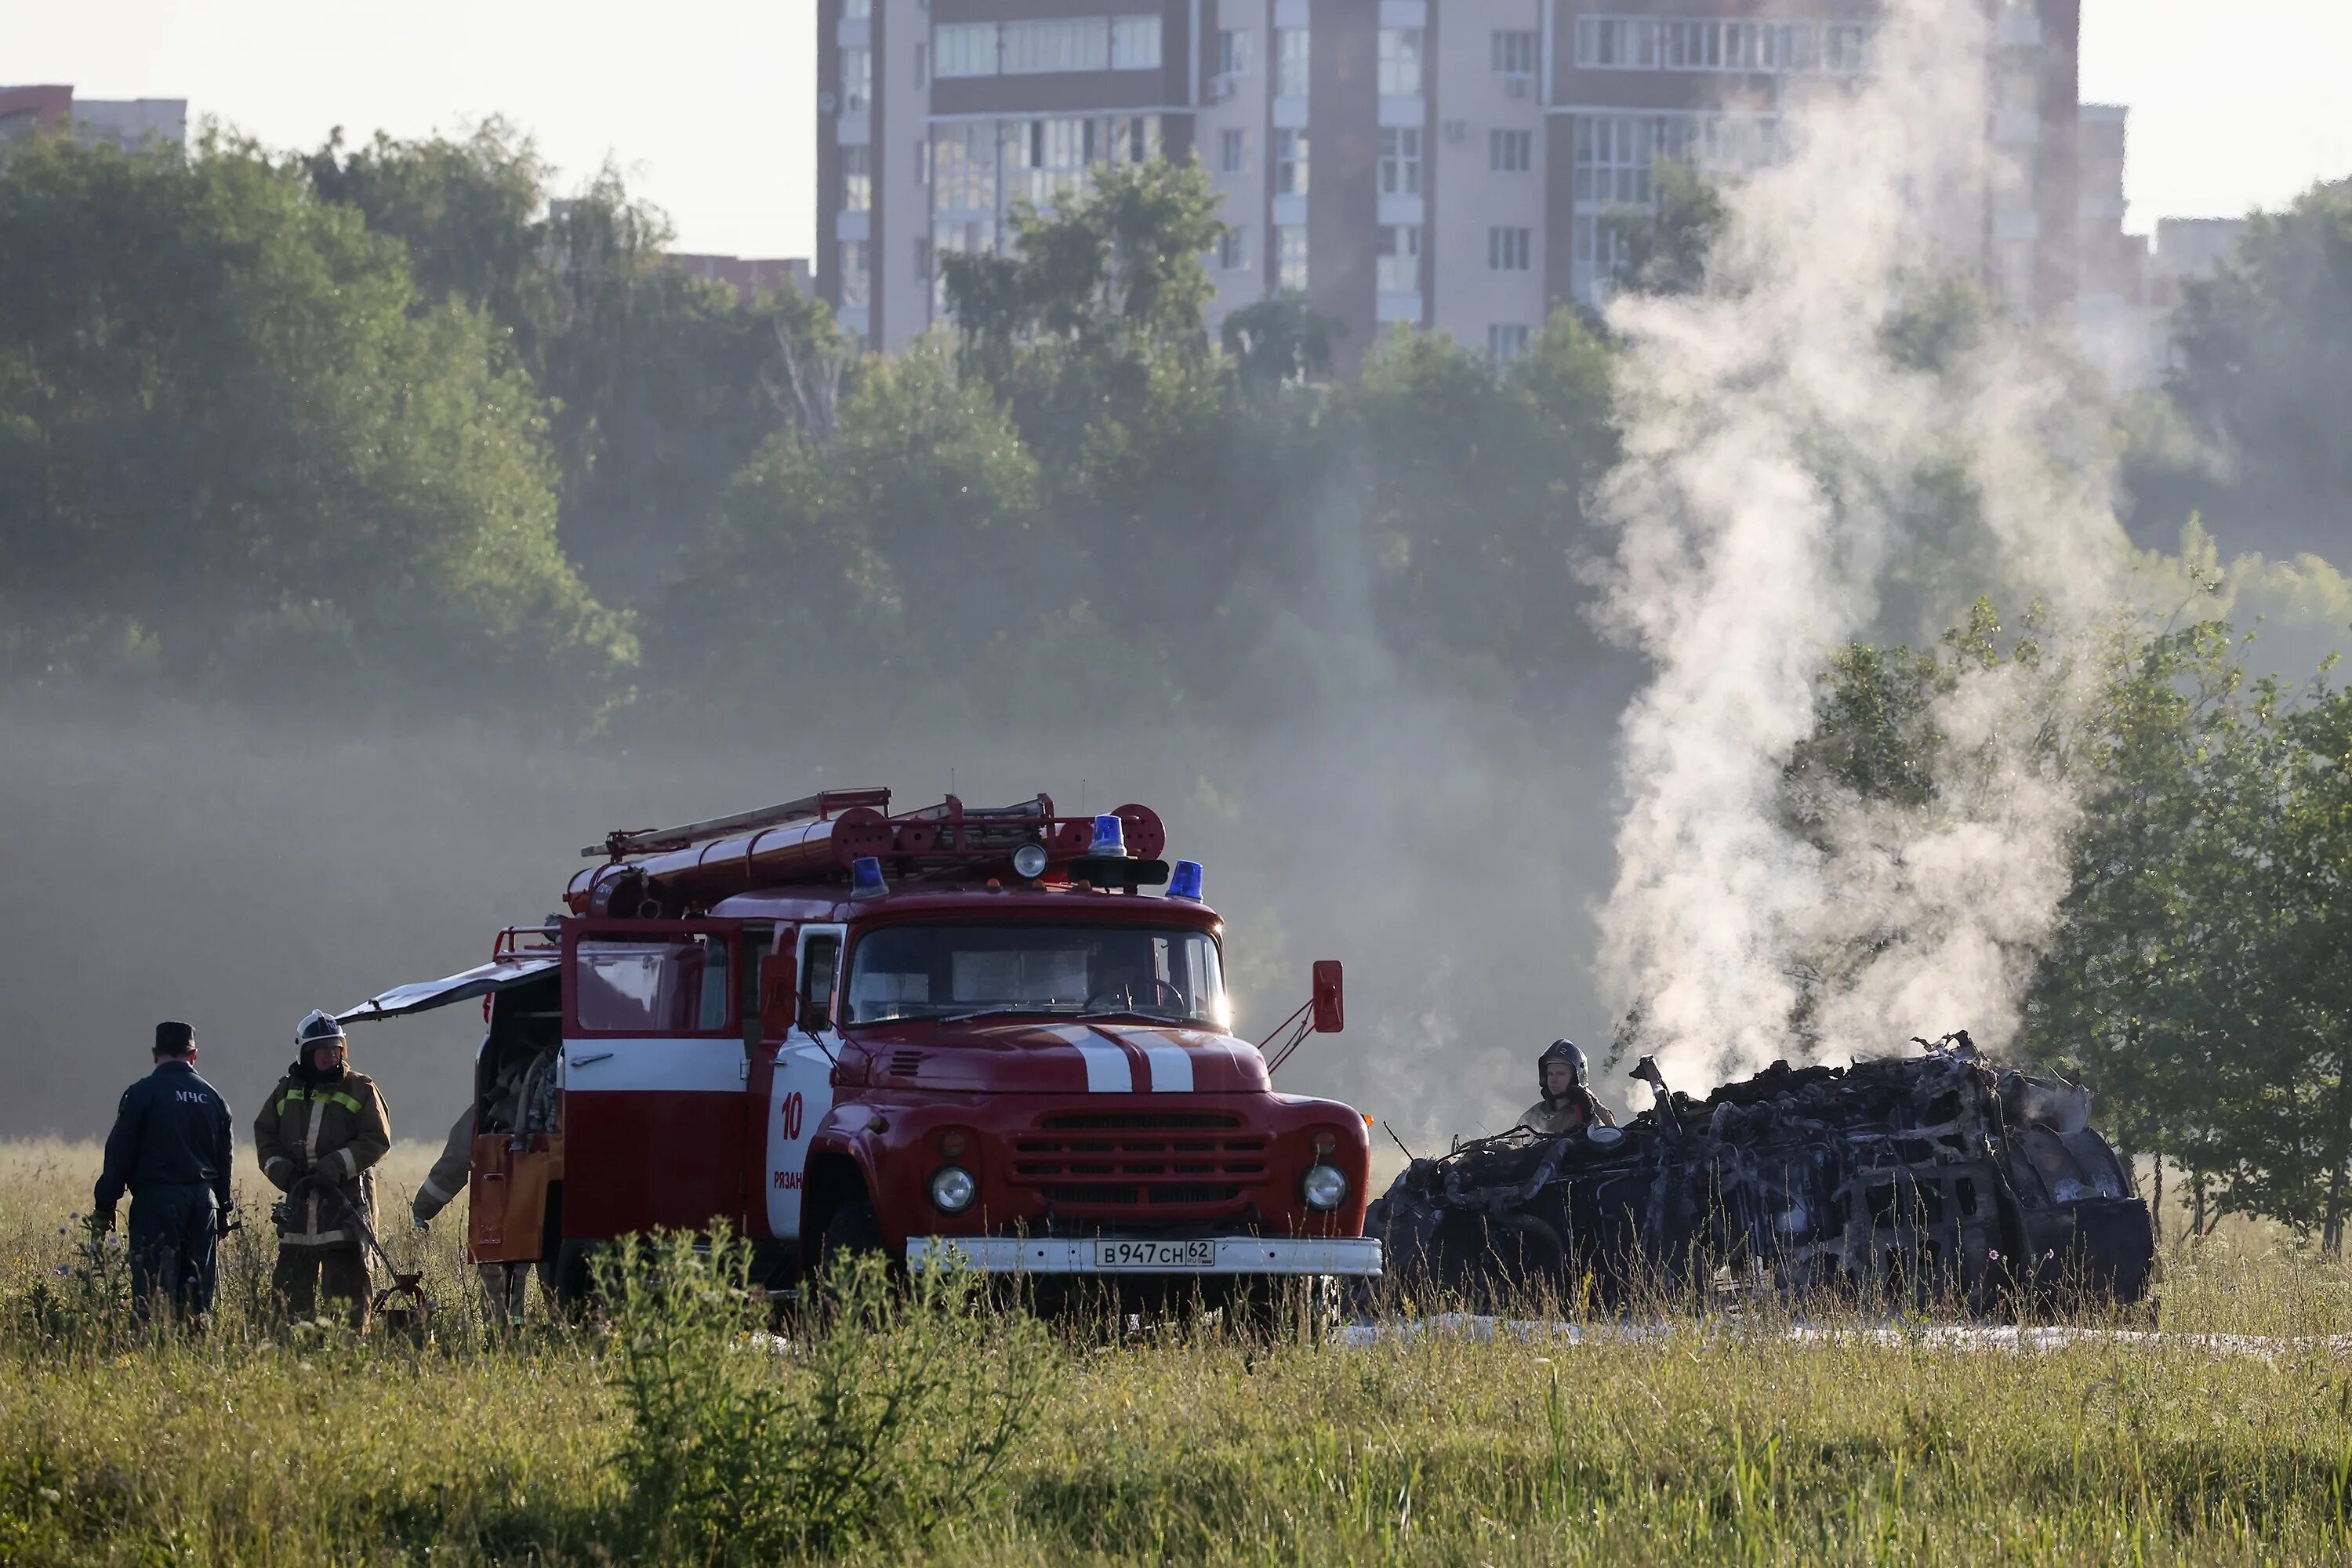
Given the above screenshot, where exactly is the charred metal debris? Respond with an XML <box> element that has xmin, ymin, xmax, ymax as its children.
<box><xmin>1369</xmin><ymin>1036</ymin><xmax>2154</xmax><ymax>1310</ymax></box>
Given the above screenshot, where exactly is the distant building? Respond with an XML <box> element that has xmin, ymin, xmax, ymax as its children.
<box><xmin>0</xmin><ymin>85</ymin><xmax>187</xmax><ymax>151</ymax></box>
<box><xmin>2073</xmin><ymin>102</ymin><xmax>2249</xmax><ymax>390</ymax></box>
<box><xmin>667</xmin><ymin>252</ymin><xmax>814</xmax><ymax>303</ymax></box>
<box><xmin>813</xmin><ymin>0</ymin><xmax>2082</xmax><ymax>366</ymax></box>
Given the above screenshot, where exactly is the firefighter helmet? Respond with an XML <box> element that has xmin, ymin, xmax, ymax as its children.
<box><xmin>296</xmin><ymin>1010</ymin><xmax>347</xmax><ymax>1050</ymax></box>
<box><xmin>1538</xmin><ymin>1038</ymin><xmax>1588</xmax><ymax>1098</ymax></box>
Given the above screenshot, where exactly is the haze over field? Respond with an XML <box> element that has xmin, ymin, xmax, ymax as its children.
<box><xmin>3</xmin><ymin>0</ymin><xmax>2350</xmax><ymax>1201</ymax></box>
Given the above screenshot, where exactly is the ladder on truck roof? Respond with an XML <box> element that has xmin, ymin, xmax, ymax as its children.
<box><xmin>583</xmin><ymin>789</ymin><xmax>893</xmax><ymax>860</ymax></box>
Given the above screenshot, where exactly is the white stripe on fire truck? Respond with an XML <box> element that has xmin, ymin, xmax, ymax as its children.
<box><xmin>1047</xmin><ymin>1025</ymin><xmax>1133</xmax><ymax>1094</ymax></box>
<box><xmin>1129</xmin><ymin>1035</ymin><xmax>1195</xmax><ymax>1094</ymax></box>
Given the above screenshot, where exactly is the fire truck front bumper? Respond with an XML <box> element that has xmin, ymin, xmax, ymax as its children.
<box><xmin>905</xmin><ymin>1235</ymin><xmax>1384</xmax><ymax>1277</ymax></box>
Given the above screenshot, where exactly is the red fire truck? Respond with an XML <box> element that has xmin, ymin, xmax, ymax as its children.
<box><xmin>339</xmin><ymin>789</ymin><xmax>1380</xmax><ymax>1297</ymax></box>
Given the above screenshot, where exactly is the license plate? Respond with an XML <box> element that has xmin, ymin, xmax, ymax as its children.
<box><xmin>1094</xmin><ymin>1237</ymin><xmax>1217</xmax><ymax>1270</ymax></box>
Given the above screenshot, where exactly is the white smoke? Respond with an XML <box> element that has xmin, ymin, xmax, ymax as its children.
<box><xmin>1590</xmin><ymin>0</ymin><xmax>2132</xmax><ymax>1088</ymax></box>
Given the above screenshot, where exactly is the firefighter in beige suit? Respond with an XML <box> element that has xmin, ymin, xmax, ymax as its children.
<box><xmin>254</xmin><ymin>1011</ymin><xmax>392</xmax><ymax>1327</ymax></box>
<box><xmin>413</xmin><ymin>1047</ymin><xmax>552</xmax><ymax>1322</ymax></box>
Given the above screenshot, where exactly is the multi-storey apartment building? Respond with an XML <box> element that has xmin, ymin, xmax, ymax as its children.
<box><xmin>815</xmin><ymin>2</ymin><xmax>2081</xmax><ymax>365</ymax></box>
<box><xmin>0</xmin><ymin>85</ymin><xmax>187</xmax><ymax>152</ymax></box>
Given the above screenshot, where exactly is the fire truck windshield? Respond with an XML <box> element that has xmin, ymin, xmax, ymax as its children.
<box><xmin>844</xmin><ymin>923</ymin><xmax>1229</xmax><ymax>1029</ymax></box>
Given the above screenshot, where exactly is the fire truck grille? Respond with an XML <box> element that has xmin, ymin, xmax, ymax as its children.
<box><xmin>1011</xmin><ymin>1124</ymin><xmax>1269</xmax><ymax>1211</ymax></box>
<box><xmin>1038</xmin><ymin>1112</ymin><xmax>1242</xmax><ymax>1131</ymax></box>
<box><xmin>1037</xmin><ymin>1184</ymin><xmax>1246</xmax><ymax>1207</ymax></box>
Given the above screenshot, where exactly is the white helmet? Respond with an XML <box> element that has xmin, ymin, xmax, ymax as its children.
<box><xmin>296</xmin><ymin>1009</ymin><xmax>347</xmax><ymax>1050</ymax></box>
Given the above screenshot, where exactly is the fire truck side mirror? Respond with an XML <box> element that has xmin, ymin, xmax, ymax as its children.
<box><xmin>758</xmin><ymin>952</ymin><xmax>799</xmax><ymax>1039</ymax></box>
<box><xmin>1311</xmin><ymin>960</ymin><xmax>1345</xmax><ymax>1034</ymax></box>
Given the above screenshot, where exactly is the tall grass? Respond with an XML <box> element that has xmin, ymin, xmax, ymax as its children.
<box><xmin>2</xmin><ymin>1140</ymin><xmax>2349</xmax><ymax>1565</ymax></box>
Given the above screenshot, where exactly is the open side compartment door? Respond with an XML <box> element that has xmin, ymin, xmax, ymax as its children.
<box><xmin>339</xmin><ymin>952</ymin><xmax>567</xmax><ymax>1267</ymax></box>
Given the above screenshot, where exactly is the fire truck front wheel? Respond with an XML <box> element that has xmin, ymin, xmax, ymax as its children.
<box><xmin>814</xmin><ymin>1196</ymin><xmax>887</xmax><ymax>1278</ymax></box>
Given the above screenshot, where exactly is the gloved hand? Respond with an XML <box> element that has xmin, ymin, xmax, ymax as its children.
<box><xmin>216</xmin><ymin>1207</ymin><xmax>237</xmax><ymax>1238</ymax></box>
<box><xmin>91</xmin><ymin>1206</ymin><xmax>116</xmax><ymax>1235</ymax></box>
<box><xmin>412</xmin><ymin>1214</ymin><xmax>430</xmax><ymax>1234</ymax></box>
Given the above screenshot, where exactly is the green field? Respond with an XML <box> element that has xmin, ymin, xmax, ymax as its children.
<box><xmin>4</xmin><ymin>1139</ymin><xmax>2350</xmax><ymax>1566</ymax></box>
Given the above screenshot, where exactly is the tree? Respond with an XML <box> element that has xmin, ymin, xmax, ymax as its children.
<box><xmin>0</xmin><ymin>132</ymin><xmax>630</xmax><ymax>717</ymax></box>
<box><xmin>1221</xmin><ymin>295</ymin><xmax>1344</xmax><ymax>392</ymax></box>
<box><xmin>651</xmin><ymin>336</ymin><xmax>1040</xmax><ymax>709</ymax></box>
<box><xmin>1326</xmin><ymin>310</ymin><xmax>1619</xmax><ymax>688</ymax></box>
<box><xmin>2146</xmin><ymin>180</ymin><xmax>2352</xmax><ymax>560</ymax></box>
<box><xmin>1602</xmin><ymin>160</ymin><xmax>1729</xmax><ymax>299</ymax></box>
<box><xmin>304</xmin><ymin>126</ymin><xmax>839</xmax><ymax>594</ymax></box>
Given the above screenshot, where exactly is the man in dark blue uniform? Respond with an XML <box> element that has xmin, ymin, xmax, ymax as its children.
<box><xmin>93</xmin><ymin>1021</ymin><xmax>236</xmax><ymax>1322</ymax></box>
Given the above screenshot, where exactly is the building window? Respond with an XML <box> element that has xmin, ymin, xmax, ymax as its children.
<box><xmin>932</xmin><ymin>123</ymin><xmax>999</xmax><ymax>212</ymax></box>
<box><xmin>1219</xmin><ymin>128</ymin><xmax>1250</xmax><ymax>174</ymax></box>
<box><xmin>1574</xmin><ymin>18</ymin><xmax>1837</xmax><ymax>74</ymax></box>
<box><xmin>839</xmin><ymin>240</ymin><xmax>872</xmax><ymax>307</ymax></box>
<box><xmin>1218</xmin><ymin>226</ymin><xmax>1252</xmax><ymax>271</ymax></box>
<box><xmin>1111</xmin><ymin>16</ymin><xmax>1163</xmax><ymax>71</ymax></box>
<box><xmin>1276</xmin><ymin>224</ymin><xmax>1308</xmax><ymax>292</ymax></box>
<box><xmin>1218</xmin><ymin>28</ymin><xmax>1252</xmax><ymax>78</ymax></box>
<box><xmin>1378</xmin><ymin>28</ymin><xmax>1425</xmax><ymax>97</ymax></box>
<box><xmin>916</xmin><ymin>138</ymin><xmax>930</xmax><ymax>184</ymax></box>
<box><xmin>914</xmin><ymin>237</ymin><xmax>932</xmax><ymax>281</ymax></box>
<box><xmin>1004</xmin><ymin>18</ymin><xmax>1107</xmax><ymax>73</ymax></box>
<box><xmin>843</xmin><ymin>144</ymin><xmax>872</xmax><ymax>212</ymax></box>
<box><xmin>1494</xmin><ymin>29</ymin><xmax>1541</xmax><ymax>78</ymax></box>
<box><xmin>1378</xmin><ymin>127</ymin><xmax>1421</xmax><ymax>196</ymax></box>
<box><xmin>1488</xmin><ymin>325</ymin><xmax>1531</xmax><ymax>361</ymax></box>
<box><xmin>1824</xmin><ymin>24</ymin><xmax>1875</xmax><ymax>74</ymax></box>
<box><xmin>1376</xmin><ymin>225</ymin><xmax>1421</xmax><ymax>293</ymax></box>
<box><xmin>935</xmin><ymin>23</ymin><xmax>996</xmax><ymax>78</ymax></box>
<box><xmin>1273</xmin><ymin>129</ymin><xmax>1309</xmax><ymax>196</ymax></box>
<box><xmin>839</xmin><ymin>46</ymin><xmax>873</xmax><ymax>113</ymax></box>
<box><xmin>915</xmin><ymin>43</ymin><xmax>928</xmax><ymax>87</ymax></box>
<box><xmin>843</xmin><ymin>0</ymin><xmax>869</xmax><ymax>17</ymax></box>
<box><xmin>1574</xmin><ymin>115</ymin><xmax>1653</xmax><ymax>205</ymax></box>
<box><xmin>1490</xmin><ymin>129</ymin><xmax>1534</xmax><ymax>173</ymax></box>
<box><xmin>1489</xmin><ymin>227</ymin><xmax>1532</xmax><ymax>271</ymax></box>
<box><xmin>1275</xmin><ymin>28</ymin><xmax>1310</xmax><ymax>98</ymax></box>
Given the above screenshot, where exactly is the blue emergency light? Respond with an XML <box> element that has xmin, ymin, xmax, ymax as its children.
<box><xmin>1168</xmin><ymin>859</ymin><xmax>1205</xmax><ymax>902</ymax></box>
<box><xmin>1088</xmin><ymin>814</ymin><xmax>1128</xmax><ymax>857</ymax></box>
<box><xmin>850</xmin><ymin>855</ymin><xmax>888</xmax><ymax>899</ymax></box>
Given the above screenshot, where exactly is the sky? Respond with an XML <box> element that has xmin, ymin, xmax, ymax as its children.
<box><xmin>8</xmin><ymin>0</ymin><xmax>2350</xmax><ymax>261</ymax></box>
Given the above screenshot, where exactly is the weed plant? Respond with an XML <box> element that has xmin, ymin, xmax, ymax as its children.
<box><xmin>2</xmin><ymin>1140</ymin><xmax>2349</xmax><ymax>1565</ymax></box>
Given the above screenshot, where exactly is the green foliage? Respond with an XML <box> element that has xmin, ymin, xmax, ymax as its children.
<box><xmin>303</xmin><ymin>123</ymin><xmax>840</xmax><ymax>590</ymax></box>
<box><xmin>1329</xmin><ymin>311</ymin><xmax>1621</xmax><ymax>681</ymax></box>
<box><xmin>0</xmin><ymin>132</ymin><xmax>632</xmax><ymax>715</ymax></box>
<box><xmin>596</xmin><ymin>1229</ymin><xmax>1045</xmax><ymax>1560</ymax></box>
<box><xmin>2136</xmin><ymin>180</ymin><xmax>2352</xmax><ymax>557</ymax></box>
<box><xmin>942</xmin><ymin>158</ymin><xmax>1227</xmax><ymax>372</ymax></box>
<box><xmin>1221</xmin><ymin>294</ymin><xmax>1344</xmax><ymax>390</ymax></box>
<box><xmin>1603</xmin><ymin>160</ymin><xmax>1729</xmax><ymax>297</ymax></box>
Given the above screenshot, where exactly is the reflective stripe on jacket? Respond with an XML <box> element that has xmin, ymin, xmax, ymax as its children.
<box><xmin>414</xmin><ymin>1105</ymin><xmax>474</xmax><ymax>1225</ymax></box>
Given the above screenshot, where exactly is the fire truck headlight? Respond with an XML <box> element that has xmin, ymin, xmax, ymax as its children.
<box><xmin>929</xmin><ymin>1166</ymin><xmax>978</xmax><ymax>1214</ymax></box>
<box><xmin>1301</xmin><ymin>1163</ymin><xmax>1348</xmax><ymax>1212</ymax></box>
<box><xmin>1011</xmin><ymin>843</ymin><xmax>1049</xmax><ymax>880</ymax></box>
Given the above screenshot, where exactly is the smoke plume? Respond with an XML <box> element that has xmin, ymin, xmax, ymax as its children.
<box><xmin>1590</xmin><ymin>0</ymin><xmax>2132</xmax><ymax>1089</ymax></box>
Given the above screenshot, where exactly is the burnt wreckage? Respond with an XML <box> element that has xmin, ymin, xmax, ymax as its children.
<box><xmin>1370</xmin><ymin>1038</ymin><xmax>2154</xmax><ymax>1309</ymax></box>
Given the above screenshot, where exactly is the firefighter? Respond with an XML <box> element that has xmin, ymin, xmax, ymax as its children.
<box><xmin>413</xmin><ymin>1048</ymin><xmax>536</xmax><ymax>1322</ymax></box>
<box><xmin>1519</xmin><ymin>1038</ymin><xmax>1615</xmax><ymax>1137</ymax></box>
<box><xmin>92</xmin><ymin>1021</ymin><xmax>235</xmax><ymax>1323</ymax></box>
<box><xmin>255</xmin><ymin>1010</ymin><xmax>392</xmax><ymax>1327</ymax></box>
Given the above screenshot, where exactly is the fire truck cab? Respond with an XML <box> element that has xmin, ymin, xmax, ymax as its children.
<box><xmin>339</xmin><ymin>789</ymin><xmax>1381</xmax><ymax>1296</ymax></box>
